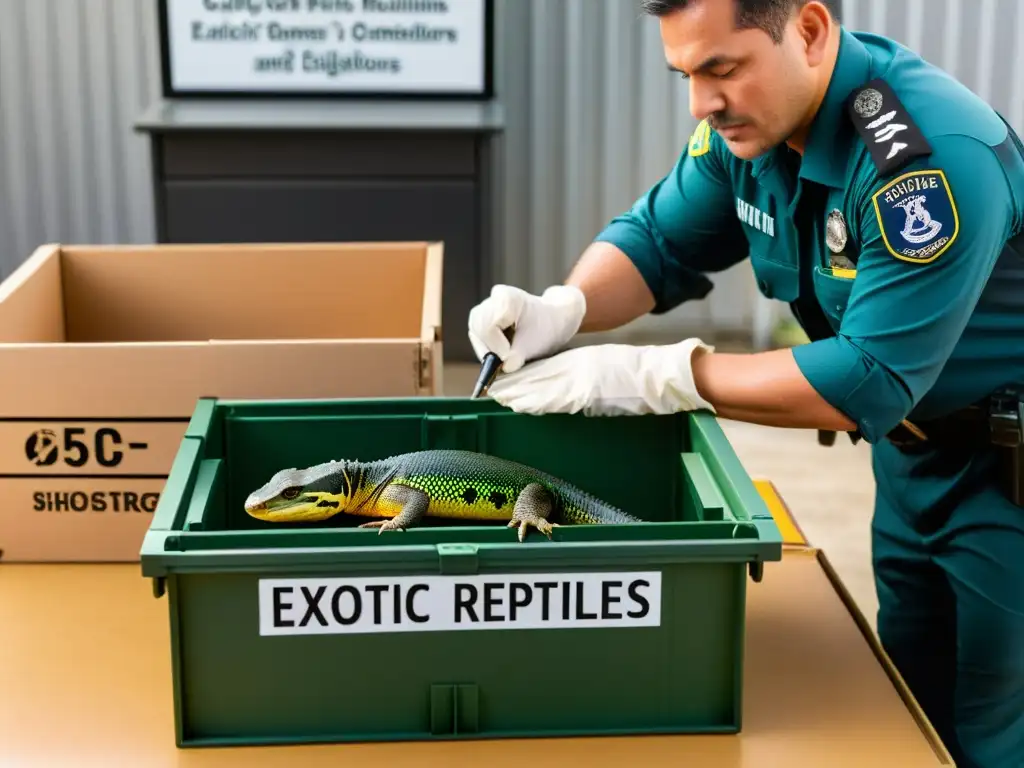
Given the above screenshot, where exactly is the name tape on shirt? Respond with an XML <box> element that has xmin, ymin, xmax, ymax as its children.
<box><xmin>847</xmin><ymin>78</ymin><xmax>931</xmax><ymax>175</ymax></box>
<box><xmin>872</xmin><ymin>169</ymin><xmax>959</xmax><ymax>264</ymax></box>
<box><xmin>258</xmin><ymin>571</ymin><xmax>662</xmax><ymax>636</ymax></box>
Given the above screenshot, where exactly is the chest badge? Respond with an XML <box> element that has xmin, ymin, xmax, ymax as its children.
<box><xmin>826</xmin><ymin>209</ymin><xmax>848</xmax><ymax>253</ymax></box>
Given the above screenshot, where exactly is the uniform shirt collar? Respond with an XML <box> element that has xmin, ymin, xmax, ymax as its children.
<box><xmin>798</xmin><ymin>27</ymin><xmax>874</xmax><ymax>188</ymax></box>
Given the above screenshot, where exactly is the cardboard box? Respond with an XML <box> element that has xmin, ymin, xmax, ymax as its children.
<box><xmin>0</xmin><ymin>241</ymin><xmax>443</xmax><ymax>563</ymax></box>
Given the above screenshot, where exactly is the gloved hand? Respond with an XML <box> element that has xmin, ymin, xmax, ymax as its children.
<box><xmin>468</xmin><ymin>284</ymin><xmax>587</xmax><ymax>374</ymax></box>
<box><xmin>486</xmin><ymin>338</ymin><xmax>716</xmax><ymax>417</ymax></box>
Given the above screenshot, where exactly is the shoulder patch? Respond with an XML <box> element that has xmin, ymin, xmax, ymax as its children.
<box><xmin>688</xmin><ymin>119</ymin><xmax>711</xmax><ymax>157</ymax></box>
<box><xmin>871</xmin><ymin>169</ymin><xmax>959</xmax><ymax>264</ymax></box>
<box><xmin>847</xmin><ymin>78</ymin><xmax>932</xmax><ymax>175</ymax></box>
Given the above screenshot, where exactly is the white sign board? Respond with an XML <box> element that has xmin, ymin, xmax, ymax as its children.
<box><xmin>258</xmin><ymin>571</ymin><xmax>662</xmax><ymax>635</ymax></box>
<box><xmin>160</xmin><ymin>0</ymin><xmax>491</xmax><ymax>96</ymax></box>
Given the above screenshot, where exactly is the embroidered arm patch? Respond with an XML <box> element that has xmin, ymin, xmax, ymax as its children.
<box><xmin>871</xmin><ymin>169</ymin><xmax>959</xmax><ymax>264</ymax></box>
<box><xmin>847</xmin><ymin>78</ymin><xmax>932</xmax><ymax>175</ymax></box>
<box><xmin>688</xmin><ymin>119</ymin><xmax>711</xmax><ymax>157</ymax></box>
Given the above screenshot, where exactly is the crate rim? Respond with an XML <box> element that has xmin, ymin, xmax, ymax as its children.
<box><xmin>140</xmin><ymin>396</ymin><xmax>783</xmax><ymax>584</ymax></box>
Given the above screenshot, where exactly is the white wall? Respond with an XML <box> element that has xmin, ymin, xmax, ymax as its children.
<box><xmin>1</xmin><ymin>0</ymin><xmax>1022</xmax><ymax>343</ymax></box>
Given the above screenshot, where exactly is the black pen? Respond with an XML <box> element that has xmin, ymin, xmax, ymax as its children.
<box><xmin>471</xmin><ymin>326</ymin><xmax>515</xmax><ymax>398</ymax></box>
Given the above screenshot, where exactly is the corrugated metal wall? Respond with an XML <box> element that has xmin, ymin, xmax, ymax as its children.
<box><xmin>2</xmin><ymin>0</ymin><xmax>1022</xmax><ymax>342</ymax></box>
<box><xmin>0</xmin><ymin>0</ymin><xmax>162</xmax><ymax>261</ymax></box>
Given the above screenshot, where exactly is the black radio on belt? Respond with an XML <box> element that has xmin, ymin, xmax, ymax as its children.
<box><xmin>988</xmin><ymin>385</ymin><xmax>1024</xmax><ymax>507</ymax></box>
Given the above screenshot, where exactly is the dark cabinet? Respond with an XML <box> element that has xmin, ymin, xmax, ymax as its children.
<box><xmin>135</xmin><ymin>100</ymin><xmax>504</xmax><ymax>362</ymax></box>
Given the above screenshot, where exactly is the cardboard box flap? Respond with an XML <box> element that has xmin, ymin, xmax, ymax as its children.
<box><xmin>54</xmin><ymin>242</ymin><xmax>433</xmax><ymax>342</ymax></box>
<box><xmin>421</xmin><ymin>242</ymin><xmax>443</xmax><ymax>345</ymax></box>
<box><xmin>0</xmin><ymin>244</ymin><xmax>66</xmax><ymax>343</ymax></box>
<box><xmin>0</xmin><ymin>242</ymin><xmax>442</xmax><ymax>345</ymax></box>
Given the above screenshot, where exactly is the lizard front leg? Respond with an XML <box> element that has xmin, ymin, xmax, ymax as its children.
<box><xmin>358</xmin><ymin>484</ymin><xmax>429</xmax><ymax>534</ymax></box>
<box><xmin>508</xmin><ymin>482</ymin><xmax>559</xmax><ymax>542</ymax></box>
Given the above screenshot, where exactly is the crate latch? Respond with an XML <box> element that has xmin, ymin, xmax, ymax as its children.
<box><xmin>430</xmin><ymin>683</ymin><xmax>480</xmax><ymax>735</ymax></box>
<box><xmin>152</xmin><ymin>577</ymin><xmax>167</xmax><ymax>598</ymax></box>
<box><xmin>436</xmin><ymin>543</ymin><xmax>479</xmax><ymax>575</ymax></box>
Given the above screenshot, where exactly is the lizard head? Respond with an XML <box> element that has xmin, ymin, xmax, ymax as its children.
<box><xmin>243</xmin><ymin>460</ymin><xmax>353</xmax><ymax>523</ymax></box>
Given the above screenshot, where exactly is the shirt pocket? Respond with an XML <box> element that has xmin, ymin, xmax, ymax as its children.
<box><xmin>750</xmin><ymin>249</ymin><xmax>799</xmax><ymax>302</ymax></box>
<box><xmin>812</xmin><ymin>265</ymin><xmax>856</xmax><ymax>329</ymax></box>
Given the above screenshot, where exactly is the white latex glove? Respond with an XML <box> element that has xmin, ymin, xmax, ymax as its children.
<box><xmin>468</xmin><ymin>284</ymin><xmax>587</xmax><ymax>373</ymax></box>
<box><xmin>486</xmin><ymin>338</ymin><xmax>717</xmax><ymax>417</ymax></box>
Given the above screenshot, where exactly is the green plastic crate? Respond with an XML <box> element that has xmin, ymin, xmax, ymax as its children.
<box><xmin>141</xmin><ymin>396</ymin><xmax>782</xmax><ymax>747</ymax></box>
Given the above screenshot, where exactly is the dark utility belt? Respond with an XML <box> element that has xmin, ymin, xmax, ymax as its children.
<box><xmin>817</xmin><ymin>385</ymin><xmax>1024</xmax><ymax>506</ymax></box>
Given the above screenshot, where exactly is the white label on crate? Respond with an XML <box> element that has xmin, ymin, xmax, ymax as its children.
<box><xmin>257</xmin><ymin>572</ymin><xmax>662</xmax><ymax>635</ymax></box>
<box><xmin>162</xmin><ymin>0</ymin><xmax>489</xmax><ymax>95</ymax></box>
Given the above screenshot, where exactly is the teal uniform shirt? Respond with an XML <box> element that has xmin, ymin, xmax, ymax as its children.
<box><xmin>594</xmin><ymin>27</ymin><xmax>1024</xmax><ymax>768</ymax></box>
<box><xmin>596</xmin><ymin>28</ymin><xmax>1024</xmax><ymax>444</ymax></box>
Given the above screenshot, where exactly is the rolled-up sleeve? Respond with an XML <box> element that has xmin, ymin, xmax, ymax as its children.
<box><xmin>594</xmin><ymin>121</ymin><xmax>750</xmax><ymax>315</ymax></box>
<box><xmin>792</xmin><ymin>134</ymin><xmax>1013</xmax><ymax>443</ymax></box>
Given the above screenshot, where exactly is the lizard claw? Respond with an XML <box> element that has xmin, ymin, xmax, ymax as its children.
<box><xmin>359</xmin><ymin>520</ymin><xmax>406</xmax><ymax>534</ymax></box>
<box><xmin>508</xmin><ymin>482</ymin><xmax>559</xmax><ymax>542</ymax></box>
<box><xmin>507</xmin><ymin>517</ymin><xmax>559</xmax><ymax>542</ymax></box>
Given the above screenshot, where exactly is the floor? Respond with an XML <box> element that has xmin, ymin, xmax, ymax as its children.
<box><xmin>443</xmin><ymin>360</ymin><xmax>881</xmax><ymax>631</ymax></box>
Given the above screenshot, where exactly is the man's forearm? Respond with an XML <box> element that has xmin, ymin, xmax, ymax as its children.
<box><xmin>565</xmin><ymin>243</ymin><xmax>656</xmax><ymax>333</ymax></box>
<box><xmin>561</xmin><ymin>242</ymin><xmax>856</xmax><ymax>431</ymax></box>
<box><xmin>690</xmin><ymin>347</ymin><xmax>858</xmax><ymax>431</ymax></box>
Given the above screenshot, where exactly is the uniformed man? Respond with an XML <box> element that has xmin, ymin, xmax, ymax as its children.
<box><xmin>467</xmin><ymin>1</ymin><xmax>1024</xmax><ymax>765</ymax></box>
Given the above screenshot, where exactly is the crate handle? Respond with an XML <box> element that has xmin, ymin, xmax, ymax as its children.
<box><xmin>681</xmin><ymin>452</ymin><xmax>727</xmax><ymax>521</ymax></box>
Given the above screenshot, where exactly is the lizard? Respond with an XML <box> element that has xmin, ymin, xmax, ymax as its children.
<box><xmin>242</xmin><ymin>448</ymin><xmax>643</xmax><ymax>542</ymax></box>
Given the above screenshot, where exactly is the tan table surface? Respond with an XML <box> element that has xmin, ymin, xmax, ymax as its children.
<box><xmin>0</xmin><ymin>487</ymin><xmax>952</xmax><ymax>767</ymax></box>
